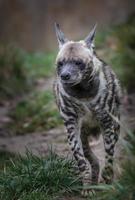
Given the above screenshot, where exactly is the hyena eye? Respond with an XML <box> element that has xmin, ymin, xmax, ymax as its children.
<box><xmin>57</xmin><ymin>61</ymin><xmax>63</xmax><ymax>68</ymax></box>
<box><xmin>75</xmin><ymin>61</ymin><xmax>85</xmax><ymax>70</ymax></box>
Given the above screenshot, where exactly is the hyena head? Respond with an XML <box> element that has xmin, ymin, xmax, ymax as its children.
<box><xmin>55</xmin><ymin>23</ymin><xmax>99</xmax><ymax>86</ymax></box>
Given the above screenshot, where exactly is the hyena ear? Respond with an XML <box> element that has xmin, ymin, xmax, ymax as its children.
<box><xmin>84</xmin><ymin>23</ymin><xmax>97</xmax><ymax>48</ymax></box>
<box><xmin>54</xmin><ymin>23</ymin><xmax>68</xmax><ymax>48</ymax></box>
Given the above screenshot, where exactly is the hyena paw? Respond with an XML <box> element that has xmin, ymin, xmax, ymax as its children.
<box><xmin>81</xmin><ymin>180</ymin><xmax>96</xmax><ymax>197</ymax></box>
<box><xmin>101</xmin><ymin>166</ymin><xmax>114</xmax><ymax>184</ymax></box>
<box><xmin>81</xmin><ymin>188</ymin><xmax>96</xmax><ymax>197</ymax></box>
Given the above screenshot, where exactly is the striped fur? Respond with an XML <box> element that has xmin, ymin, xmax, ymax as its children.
<box><xmin>54</xmin><ymin>25</ymin><xmax>121</xmax><ymax>196</ymax></box>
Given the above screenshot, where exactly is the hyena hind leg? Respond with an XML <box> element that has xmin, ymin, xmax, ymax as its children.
<box><xmin>102</xmin><ymin>124</ymin><xmax>120</xmax><ymax>184</ymax></box>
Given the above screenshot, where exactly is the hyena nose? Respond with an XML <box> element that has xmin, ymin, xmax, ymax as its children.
<box><xmin>61</xmin><ymin>72</ymin><xmax>71</xmax><ymax>80</ymax></box>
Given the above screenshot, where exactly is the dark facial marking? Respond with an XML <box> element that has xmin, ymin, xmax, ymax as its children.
<box><xmin>57</xmin><ymin>59</ymin><xmax>85</xmax><ymax>72</ymax></box>
<box><xmin>57</xmin><ymin>60</ymin><xmax>64</xmax><ymax>75</ymax></box>
<box><xmin>74</xmin><ymin>60</ymin><xmax>86</xmax><ymax>70</ymax></box>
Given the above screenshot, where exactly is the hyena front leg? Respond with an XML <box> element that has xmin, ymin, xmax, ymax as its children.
<box><xmin>80</xmin><ymin>126</ymin><xmax>100</xmax><ymax>197</ymax></box>
<box><xmin>101</xmin><ymin>117</ymin><xmax>120</xmax><ymax>184</ymax></box>
<box><xmin>63</xmin><ymin>116</ymin><xmax>93</xmax><ymax>196</ymax></box>
<box><xmin>81</xmin><ymin>125</ymin><xmax>100</xmax><ymax>185</ymax></box>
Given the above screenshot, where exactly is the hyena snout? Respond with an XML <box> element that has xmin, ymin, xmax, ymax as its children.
<box><xmin>59</xmin><ymin>63</ymin><xmax>80</xmax><ymax>84</ymax></box>
<box><xmin>61</xmin><ymin>71</ymin><xmax>71</xmax><ymax>81</ymax></box>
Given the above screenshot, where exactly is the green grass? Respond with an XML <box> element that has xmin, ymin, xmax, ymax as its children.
<box><xmin>0</xmin><ymin>45</ymin><xmax>28</xmax><ymax>100</ymax></box>
<box><xmin>0</xmin><ymin>45</ymin><xmax>60</xmax><ymax>134</ymax></box>
<box><xmin>114</xmin><ymin>15</ymin><xmax>135</xmax><ymax>91</ymax></box>
<box><xmin>0</xmin><ymin>151</ymin><xmax>81</xmax><ymax>200</ymax></box>
<box><xmin>8</xmin><ymin>90</ymin><xmax>62</xmax><ymax>134</ymax></box>
<box><xmin>0</xmin><ymin>44</ymin><xmax>56</xmax><ymax>101</ymax></box>
<box><xmin>96</xmin><ymin>14</ymin><xmax>135</xmax><ymax>91</ymax></box>
<box><xmin>0</xmin><ymin>44</ymin><xmax>60</xmax><ymax>134</ymax></box>
<box><xmin>0</xmin><ymin>151</ymin><xmax>17</xmax><ymax>170</ymax></box>
<box><xmin>0</xmin><ymin>132</ymin><xmax>135</xmax><ymax>200</ymax></box>
<box><xmin>25</xmin><ymin>52</ymin><xmax>56</xmax><ymax>79</ymax></box>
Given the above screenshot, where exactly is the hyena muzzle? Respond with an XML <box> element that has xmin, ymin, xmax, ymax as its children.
<box><xmin>53</xmin><ymin>23</ymin><xmax>121</xmax><ymax>196</ymax></box>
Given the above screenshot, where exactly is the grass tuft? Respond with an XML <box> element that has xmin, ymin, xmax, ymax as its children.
<box><xmin>0</xmin><ymin>151</ymin><xmax>17</xmax><ymax>170</ymax></box>
<box><xmin>0</xmin><ymin>151</ymin><xmax>81</xmax><ymax>200</ymax></box>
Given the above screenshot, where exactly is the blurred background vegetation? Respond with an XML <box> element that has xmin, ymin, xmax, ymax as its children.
<box><xmin>0</xmin><ymin>0</ymin><xmax>135</xmax><ymax>199</ymax></box>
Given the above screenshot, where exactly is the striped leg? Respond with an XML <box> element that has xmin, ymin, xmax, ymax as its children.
<box><xmin>64</xmin><ymin>118</ymin><xmax>93</xmax><ymax>196</ymax></box>
<box><xmin>58</xmin><ymin>95</ymin><xmax>92</xmax><ymax>189</ymax></box>
<box><xmin>102</xmin><ymin>124</ymin><xmax>119</xmax><ymax>184</ymax></box>
<box><xmin>80</xmin><ymin>125</ymin><xmax>100</xmax><ymax>196</ymax></box>
<box><xmin>81</xmin><ymin>125</ymin><xmax>100</xmax><ymax>185</ymax></box>
<box><xmin>95</xmin><ymin>109</ymin><xmax>120</xmax><ymax>184</ymax></box>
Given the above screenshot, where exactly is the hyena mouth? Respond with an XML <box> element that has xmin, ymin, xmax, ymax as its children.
<box><xmin>61</xmin><ymin>80</ymin><xmax>78</xmax><ymax>86</ymax></box>
<box><xmin>61</xmin><ymin>77</ymin><xmax>82</xmax><ymax>86</ymax></box>
<box><xmin>61</xmin><ymin>73</ymin><xmax>82</xmax><ymax>86</ymax></box>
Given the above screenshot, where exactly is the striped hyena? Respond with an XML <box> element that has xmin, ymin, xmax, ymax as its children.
<box><xmin>53</xmin><ymin>23</ymin><xmax>121</xmax><ymax>196</ymax></box>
